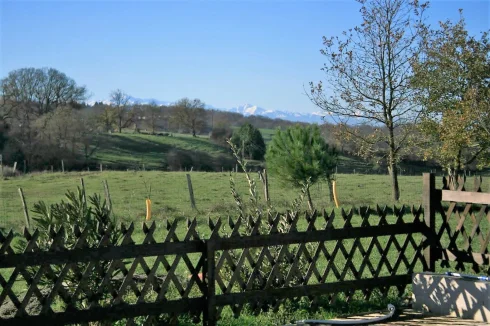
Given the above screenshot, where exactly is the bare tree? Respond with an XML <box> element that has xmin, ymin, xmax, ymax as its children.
<box><xmin>94</xmin><ymin>104</ymin><xmax>115</xmax><ymax>133</ymax></box>
<box><xmin>74</xmin><ymin>110</ymin><xmax>101</xmax><ymax>164</ymax></box>
<box><xmin>144</xmin><ymin>101</ymin><xmax>162</xmax><ymax>134</ymax></box>
<box><xmin>0</xmin><ymin>67</ymin><xmax>88</xmax><ymax>115</ymax></box>
<box><xmin>110</xmin><ymin>89</ymin><xmax>134</xmax><ymax>133</ymax></box>
<box><xmin>173</xmin><ymin>98</ymin><xmax>207</xmax><ymax>137</ymax></box>
<box><xmin>308</xmin><ymin>0</ymin><xmax>428</xmax><ymax>201</ymax></box>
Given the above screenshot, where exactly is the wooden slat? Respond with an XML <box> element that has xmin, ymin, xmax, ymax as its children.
<box><xmin>442</xmin><ymin>189</ymin><xmax>490</xmax><ymax>205</ymax></box>
<box><xmin>215</xmin><ymin>274</ymin><xmax>412</xmax><ymax>307</ymax></box>
<box><xmin>214</xmin><ymin>223</ymin><xmax>424</xmax><ymax>251</ymax></box>
<box><xmin>0</xmin><ymin>240</ymin><xmax>206</xmax><ymax>268</ymax></box>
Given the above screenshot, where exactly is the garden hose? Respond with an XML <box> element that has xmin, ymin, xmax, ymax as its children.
<box><xmin>446</xmin><ymin>271</ymin><xmax>490</xmax><ymax>282</ymax></box>
<box><xmin>285</xmin><ymin>304</ymin><xmax>396</xmax><ymax>325</ymax></box>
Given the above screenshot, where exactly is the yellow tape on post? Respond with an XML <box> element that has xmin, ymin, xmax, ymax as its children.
<box><xmin>146</xmin><ymin>199</ymin><xmax>152</xmax><ymax>221</ymax></box>
<box><xmin>332</xmin><ymin>180</ymin><xmax>340</xmax><ymax>208</ymax></box>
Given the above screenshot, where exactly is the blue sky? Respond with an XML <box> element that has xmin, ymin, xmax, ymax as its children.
<box><xmin>1</xmin><ymin>0</ymin><xmax>489</xmax><ymax>113</ymax></box>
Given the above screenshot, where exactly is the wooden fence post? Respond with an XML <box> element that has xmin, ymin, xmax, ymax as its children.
<box><xmin>186</xmin><ymin>174</ymin><xmax>197</xmax><ymax>210</ymax></box>
<box><xmin>61</xmin><ymin>160</ymin><xmax>65</xmax><ymax>173</ymax></box>
<box><xmin>205</xmin><ymin>239</ymin><xmax>216</xmax><ymax>326</ymax></box>
<box><xmin>100</xmin><ymin>163</ymin><xmax>103</xmax><ymax>172</ymax></box>
<box><xmin>18</xmin><ymin>188</ymin><xmax>30</xmax><ymax>228</ymax></box>
<box><xmin>259</xmin><ymin>169</ymin><xmax>270</xmax><ymax>204</ymax></box>
<box><xmin>80</xmin><ymin>178</ymin><xmax>86</xmax><ymax>206</ymax></box>
<box><xmin>103</xmin><ymin>180</ymin><xmax>112</xmax><ymax>213</ymax></box>
<box><xmin>13</xmin><ymin>161</ymin><xmax>17</xmax><ymax>173</ymax></box>
<box><xmin>423</xmin><ymin>173</ymin><xmax>437</xmax><ymax>272</ymax></box>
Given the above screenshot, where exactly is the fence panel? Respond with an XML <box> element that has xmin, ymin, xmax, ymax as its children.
<box><xmin>0</xmin><ymin>220</ymin><xmax>206</xmax><ymax>325</ymax></box>
<box><xmin>1</xmin><ymin>209</ymin><xmax>427</xmax><ymax>325</ymax></box>
<box><xmin>425</xmin><ymin>173</ymin><xmax>490</xmax><ymax>273</ymax></box>
<box><xmin>208</xmin><ymin>209</ymin><xmax>426</xmax><ymax>320</ymax></box>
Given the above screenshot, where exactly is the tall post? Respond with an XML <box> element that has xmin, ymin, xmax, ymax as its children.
<box><xmin>103</xmin><ymin>180</ymin><xmax>112</xmax><ymax>213</ymax></box>
<box><xmin>18</xmin><ymin>188</ymin><xmax>30</xmax><ymax>229</ymax></box>
<box><xmin>263</xmin><ymin>169</ymin><xmax>270</xmax><ymax>204</ymax></box>
<box><xmin>186</xmin><ymin>174</ymin><xmax>197</xmax><ymax>210</ymax></box>
<box><xmin>61</xmin><ymin>159</ymin><xmax>65</xmax><ymax>173</ymax></box>
<box><xmin>80</xmin><ymin>178</ymin><xmax>86</xmax><ymax>206</ymax></box>
<box><xmin>423</xmin><ymin>173</ymin><xmax>437</xmax><ymax>272</ymax></box>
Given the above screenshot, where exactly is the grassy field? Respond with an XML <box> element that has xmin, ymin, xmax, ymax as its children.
<box><xmin>0</xmin><ymin>171</ymin><xmax>447</xmax><ymax>231</ymax></box>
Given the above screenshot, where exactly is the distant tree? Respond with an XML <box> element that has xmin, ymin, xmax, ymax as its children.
<box><xmin>94</xmin><ymin>104</ymin><xmax>116</xmax><ymax>133</ymax></box>
<box><xmin>307</xmin><ymin>0</ymin><xmax>428</xmax><ymax>201</ymax></box>
<box><xmin>266</xmin><ymin>125</ymin><xmax>338</xmax><ymax>211</ymax></box>
<box><xmin>39</xmin><ymin>106</ymin><xmax>76</xmax><ymax>151</ymax></box>
<box><xmin>110</xmin><ymin>89</ymin><xmax>134</xmax><ymax>133</ymax></box>
<box><xmin>144</xmin><ymin>101</ymin><xmax>162</xmax><ymax>134</ymax></box>
<box><xmin>74</xmin><ymin>110</ymin><xmax>101</xmax><ymax>164</ymax></box>
<box><xmin>173</xmin><ymin>98</ymin><xmax>206</xmax><ymax>137</ymax></box>
<box><xmin>0</xmin><ymin>67</ymin><xmax>88</xmax><ymax>115</ymax></box>
<box><xmin>230</xmin><ymin>123</ymin><xmax>266</xmax><ymax>160</ymax></box>
<box><xmin>131</xmin><ymin>101</ymin><xmax>144</xmax><ymax>133</ymax></box>
<box><xmin>411</xmin><ymin>11</ymin><xmax>490</xmax><ymax>178</ymax></box>
<box><xmin>0</xmin><ymin>120</ymin><xmax>8</xmax><ymax>151</ymax></box>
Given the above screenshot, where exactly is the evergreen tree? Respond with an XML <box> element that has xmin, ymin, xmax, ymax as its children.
<box><xmin>230</xmin><ymin>123</ymin><xmax>266</xmax><ymax>160</ymax></box>
<box><xmin>266</xmin><ymin>125</ymin><xmax>338</xmax><ymax>211</ymax></box>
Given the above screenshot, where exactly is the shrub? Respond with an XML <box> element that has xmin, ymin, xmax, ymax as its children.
<box><xmin>166</xmin><ymin>149</ymin><xmax>236</xmax><ymax>172</ymax></box>
<box><xmin>16</xmin><ymin>186</ymin><xmax>122</xmax><ymax>309</ymax></box>
<box><xmin>166</xmin><ymin>149</ymin><xmax>194</xmax><ymax>171</ymax></box>
<box><xmin>209</xmin><ymin>126</ymin><xmax>233</xmax><ymax>146</ymax></box>
<box><xmin>1</xmin><ymin>165</ymin><xmax>21</xmax><ymax>177</ymax></box>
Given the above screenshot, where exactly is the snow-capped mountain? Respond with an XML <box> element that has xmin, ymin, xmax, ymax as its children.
<box><xmin>88</xmin><ymin>98</ymin><xmax>327</xmax><ymax>124</ymax></box>
<box><xmin>225</xmin><ymin>104</ymin><xmax>325</xmax><ymax>124</ymax></box>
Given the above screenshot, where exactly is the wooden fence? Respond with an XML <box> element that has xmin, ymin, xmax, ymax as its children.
<box><xmin>0</xmin><ymin>172</ymin><xmax>488</xmax><ymax>325</ymax></box>
<box><xmin>423</xmin><ymin>173</ymin><xmax>490</xmax><ymax>273</ymax></box>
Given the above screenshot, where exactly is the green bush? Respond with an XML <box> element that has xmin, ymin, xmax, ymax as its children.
<box><xmin>17</xmin><ymin>186</ymin><xmax>123</xmax><ymax>309</ymax></box>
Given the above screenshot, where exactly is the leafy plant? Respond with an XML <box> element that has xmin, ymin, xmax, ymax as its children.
<box><xmin>17</xmin><ymin>186</ymin><xmax>123</xmax><ymax>309</ymax></box>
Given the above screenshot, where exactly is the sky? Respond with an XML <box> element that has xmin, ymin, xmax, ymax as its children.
<box><xmin>1</xmin><ymin>0</ymin><xmax>489</xmax><ymax>114</ymax></box>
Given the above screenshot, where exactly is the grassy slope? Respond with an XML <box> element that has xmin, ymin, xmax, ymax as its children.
<box><xmin>93</xmin><ymin>132</ymin><xmax>229</xmax><ymax>170</ymax></box>
<box><xmin>91</xmin><ymin>131</ymin><xmax>455</xmax><ymax>175</ymax></box>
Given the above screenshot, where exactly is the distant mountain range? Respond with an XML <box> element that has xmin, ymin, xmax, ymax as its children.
<box><xmin>88</xmin><ymin>97</ymin><xmax>327</xmax><ymax>124</ymax></box>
